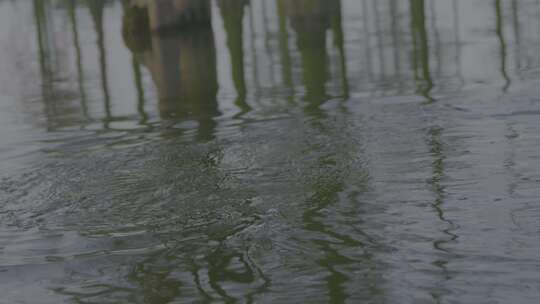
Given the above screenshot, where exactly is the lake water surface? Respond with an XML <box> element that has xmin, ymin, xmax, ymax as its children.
<box><xmin>1</xmin><ymin>0</ymin><xmax>540</xmax><ymax>303</ymax></box>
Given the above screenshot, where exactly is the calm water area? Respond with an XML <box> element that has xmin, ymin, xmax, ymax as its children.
<box><xmin>1</xmin><ymin>0</ymin><xmax>540</xmax><ymax>303</ymax></box>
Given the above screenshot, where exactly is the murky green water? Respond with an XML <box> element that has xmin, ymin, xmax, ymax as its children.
<box><xmin>1</xmin><ymin>0</ymin><xmax>540</xmax><ymax>303</ymax></box>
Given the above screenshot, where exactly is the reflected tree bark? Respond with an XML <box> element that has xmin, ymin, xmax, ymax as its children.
<box><xmin>68</xmin><ymin>0</ymin><xmax>90</xmax><ymax>122</ymax></box>
<box><xmin>283</xmin><ymin>0</ymin><xmax>332</xmax><ymax>115</ymax></box>
<box><xmin>33</xmin><ymin>0</ymin><xmax>55</xmax><ymax>130</ymax></box>
<box><xmin>122</xmin><ymin>0</ymin><xmax>219</xmax><ymax>140</ymax></box>
<box><xmin>277</xmin><ymin>0</ymin><xmax>295</xmax><ymax>103</ymax></box>
<box><xmin>495</xmin><ymin>0</ymin><xmax>510</xmax><ymax>92</ymax></box>
<box><xmin>87</xmin><ymin>0</ymin><xmax>112</xmax><ymax>128</ymax></box>
<box><xmin>410</xmin><ymin>0</ymin><xmax>433</xmax><ymax>102</ymax></box>
<box><xmin>218</xmin><ymin>0</ymin><xmax>251</xmax><ymax>117</ymax></box>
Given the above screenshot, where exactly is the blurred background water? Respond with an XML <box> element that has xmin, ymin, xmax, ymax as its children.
<box><xmin>1</xmin><ymin>0</ymin><xmax>540</xmax><ymax>303</ymax></box>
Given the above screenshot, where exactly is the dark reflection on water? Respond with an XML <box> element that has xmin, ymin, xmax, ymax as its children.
<box><xmin>126</xmin><ymin>0</ymin><xmax>220</xmax><ymax>140</ymax></box>
<box><xmin>2</xmin><ymin>0</ymin><xmax>540</xmax><ymax>303</ymax></box>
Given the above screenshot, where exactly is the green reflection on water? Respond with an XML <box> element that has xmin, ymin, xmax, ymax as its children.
<box><xmin>13</xmin><ymin>0</ymin><xmax>540</xmax><ymax>302</ymax></box>
<box><xmin>27</xmin><ymin>0</ymin><xmax>531</xmax><ymax>132</ymax></box>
